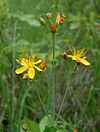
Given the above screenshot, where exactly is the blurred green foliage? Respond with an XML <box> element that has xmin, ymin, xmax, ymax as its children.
<box><xmin>0</xmin><ymin>0</ymin><xmax>100</xmax><ymax>132</ymax></box>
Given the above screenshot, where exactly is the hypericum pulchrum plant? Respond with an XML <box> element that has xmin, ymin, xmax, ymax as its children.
<box><xmin>15</xmin><ymin>1</ymin><xmax>91</xmax><ymax>132</ymax></box>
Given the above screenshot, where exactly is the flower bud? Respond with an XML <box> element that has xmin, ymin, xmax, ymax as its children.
<box><xmin>23</xmin><ymin>74</ymin><xmax>29</xmax><ymax>80</ymax></box>
<box><xmin>39</xmin><ymin>17</ymin><xmax>46</xmax><ymax>25</ymax></box>
<box><xmin>60</xmin><ymin>17</ymin><xmax>65</xmax><ymax>24</ymax></box>
<box><xmin>16</xmin><ymin>59</ymin><xmax>21</xmax><ymax>64</ymax></box>
<box><xmin>56</xmin><ymin>12</ymin><xmax>61</xmax><ymax>25</ymax></box>
<box><xmin>62</xmin><ymin>14</ymin><xmax>66</xmax><ymax>18</ymax></box>
<box><xmin>39</xmin><ymin>61</ymin><xmax>46</xmax><ymax>70</ymax></box>
<box><xmin>61</xmin><ymin>52</ymin><xmax>67</xmax><ymax>59</ymax></box>
<box><xmin>77</xmin><ymin>61</ymin><xmax>81</xmax><ymax>65</ymax></box>
<box><xmin>46</xmin><ymin>13</ymin><xmax>52</xmax><ymax>19</ymax></box>
<box><xmin>51</xmin><ymin>24</ymin><xmax>57</xmax><ymax>32</ymax></box>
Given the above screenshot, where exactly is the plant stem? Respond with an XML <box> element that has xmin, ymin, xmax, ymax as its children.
<box><xmin>56</xmin><ymin>64</ymin><xmax>77</xmax><ymax>122</ymax></box>
<box><xmin>53</xmin><ymin>33</ymin><xmax>56</xmax><ymax>60</ymax></box>
<box><xmin>34</xmin><ymin>82</ymin><xmax>54</xmax><ymax>125</ymax></box>
<box><xmin>56</xmin><ymin>72</ymin><xmax>70</xmax><ymax>122</ymax></box>
<box><xmin>53</xmin><ymin>0</ymin><xmax>58</xmax><ymax>11</ymax></box>
<box><xmin>51</xmin><ymin>33</ymin><xmax>56</xmax><ymax>120</ymax></box>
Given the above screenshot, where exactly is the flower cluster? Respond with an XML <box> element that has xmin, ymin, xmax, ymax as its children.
<box><xmin>39</xmin><ymin>12</ymin><xmax>65</xmax><ymax>33</ymax></box>
<box><xmin>15</xmin><ymin>55</ymin><xmax>46</xmax><ymax>80</ymax></box>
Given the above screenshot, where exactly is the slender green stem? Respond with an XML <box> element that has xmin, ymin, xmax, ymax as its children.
<box><xmin>53</xmin><ymin>0</ymin><xmax>58</xmax><ymax>11</ymax></box>
<box><xmin>56</xmin><ymin>71</ymin><xmax>71</xmax><ymax>122</ymax></box>
<box><xmin>56</xmin><ymin>86</ymin><xmax>69</xmax><ymax>122</ymax></box>
<box><xmin>34</xmin><ymin>82</ymin><xmax>54</xmax><ymax>125</ymax></box>
<box><xmin>56</xmin><ymin>64</ymin><xmax>77</xmax><ymax>122</ymax></box>
<box><xmin>53</xmin><ymin>33</ymin><xmax>56</xmax><ymax>60</ymax></box>
<box><xmin>52</xmin><ymin>33</ymin><xmax>56</xmax><ymax>120</ymax></box>
<box><xmin>45</xmin><ymin>23</ymin><xmax>51</xmax><ymax>32</ymax></box>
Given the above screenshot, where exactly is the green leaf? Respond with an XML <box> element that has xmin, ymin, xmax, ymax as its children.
<box><xmin>39</xmin><ymin>115</ymin><xmax>54</xmax><ymax>132</ymax></box>
<box><xmin>44</xmin><ymin>126</ymin><xmax>57</xmax><ymax>132</ymax></box>
<box><xmin>56</xmin><ymin>125</ymin><xmax>67</xmax><ymax>132</ymax></box>
<box><xmin>56</xmin><ymin>130</ymin><xmax>66</xmax><ymax>132</ymax></box>
<box><xmin>20</xmin><ymin>118</ymin><xmax>40</xmax><ymax>132</ymax></box>
<box><xmin>56</xmin><ymin>128</ymin><xmax>67</xmax><ymax>132</ymax></box>
<box><xmin>51</xmin><ymin>59</ymin><xmax>59</xmax><ymax>68</ymax></box>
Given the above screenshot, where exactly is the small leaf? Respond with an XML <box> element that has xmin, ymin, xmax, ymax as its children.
<box><xmin>39</xmin><ymin>115</ymin><xmax>54</xmax><ymax>132</ymax></box>
<box><xmin>44</xmin><ymin>126</ymin><xmax>57</xmax><ymax>132</ymax></box>
<box><xmin>51</xmin><ymin>59</ymin><xmax>58</xmax><ymax>68</ymax></box>
<box><xmin>56</xmin><ymin>125</ymin><xmax>67</xmax><ymax>132</ymax></box>
<box><xmin>20</xmin><ymin>118</ymin><xmax>40</xmax><ymax>132</ymax></box>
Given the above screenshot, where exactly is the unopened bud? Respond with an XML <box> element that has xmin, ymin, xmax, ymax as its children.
<box><xmin>77</xmin><ymin>61</ymin><xmax>81</xmax><ymax>65</ymax></box>
<box><xmin>23</xmin><ymin>74</ymin><xmax>29</xmax><ymax>80</ymax></box>
<box><xmin>51</xmin><ymin>24</ymin><xmax>57</xmax><ymax>32</ymax></box>
<box><xmin>56</xmin><ymin>12</ymin><xmax>61</xmax><ymax>25</ymax></box>
<box><xmin>62</xmin><ymin>14</ymin><xmax>66</xmax><ymax>18</ymax></box>
<box><xmin>46</xmin><ymin>13</ymin><xmax>52</xmax><ymax>18</ymax></box>
<box><xmin>39</xmin><ymin>61</ymin><xmax>46</xmax><ymax>70</ymax></box>
<box><xmin>60</xmin><ymin>17</ymin><xmax>65</xmax><ymax>24</ymax></box>
<box><xmin>61</xmin><ymin>52</ymin><xmax>67</xmax><ymax>59</ymax></box>
<box><xmin>39</xmin><ymin>17</ymin><xmax>46</xmax><ymax>25</ymax></box>
<box><xmin>16</xmin><ymin>59</ymin><xmax>20</xmax><ymax>64</ymax></box>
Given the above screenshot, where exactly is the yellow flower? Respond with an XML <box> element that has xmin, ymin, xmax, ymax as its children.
<box><xmin>68</xmin><ymin>48</ymin><xmax>90</xmax><ymax>66</ymax></box>
<box><xmin>15</xmin><ymin>56</ymin><xmax>43</xmax><ymax>79</ymax></box>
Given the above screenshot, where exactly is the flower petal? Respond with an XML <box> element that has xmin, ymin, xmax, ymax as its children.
<box><xmin>28</xmin><ymin>67</ymin><xmax>35</xmax><ymax>79</ymax></box>
<box><xmin>73</xmin><ymin>49</ymin><xmax>77</xmax><ymax>56</ymax></box>
<box><xmin>15</xmin><ymin>67</ymin><xmax>27</xmax><ymax>74</ymax></box>
<box><xmin>78</xmin><ymin>58</ymin><xmax>90</xmax><ymax>66</ymax></box>
<box><xmin>21</xmin><ymin>58</ymin><xmax>28</xmax><ymax>67</ymax></box>
<box><xmin>78</xmin><ymin>49</ymin><xmax>85</xmax><ymax>58</ymax></box>
<box><xmin>33</xmin><ymin>65</ymin><xmax>43</xmax><ymax>72</ymax></box>
<box><xmin>33</xmin><ymin>60</ymin><xmax>42</xmax><ymax>65</ymax></box>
